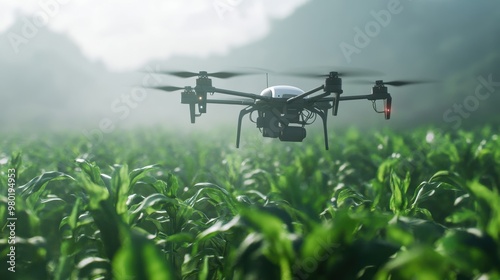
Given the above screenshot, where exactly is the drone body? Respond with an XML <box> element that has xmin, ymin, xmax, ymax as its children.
<box><xmin>148</xmin><ymin>70</ymin><xmax>425</xmax><ymax>149</ymax></box>
<box><xmin>260</xmin><ymin>85</ymin><xmax>305</xmax><ymax>98</ymax></box>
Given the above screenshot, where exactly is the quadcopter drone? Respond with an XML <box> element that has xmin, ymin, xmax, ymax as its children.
<box><xmin>147</xmin><ymin>69</ymin><xmax>426</xmax><ymax>150</ymax></box>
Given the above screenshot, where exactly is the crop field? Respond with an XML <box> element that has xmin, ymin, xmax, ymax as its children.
<box><xmin>1</xmin><ymin>126</ymin><xmax>500</xmax><ymax>279</ymax></box>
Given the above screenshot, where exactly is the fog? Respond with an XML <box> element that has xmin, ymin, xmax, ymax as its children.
<box><xmin>1</xmin><ymin>0</ymin><xmax>499</xmax><ymax>140</ymax></box>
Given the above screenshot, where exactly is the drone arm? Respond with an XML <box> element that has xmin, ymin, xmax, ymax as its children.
<box><xmin>339</xmin><ymin>94</ymin><xmax>375</xmax><ymax>101</ymax></box>
<box><xmin>286</xmin><ymin>85</ymin><xmax>325</xmax><ymax>104</ymax></box>
<box><xmin>207</xmin><ymin>99</ymin><xmax>255</xmax><ymax>106</ymax></box>
<box><xmin>314</xmin><ymin>94</ymin><xmax>375</xmax><ymax>103</ymax></box>
<box><xmin>307</xmin><ymin>92</ymin><xmax>331</xmax><ymax>103</ymax></box>
<box><xmin>210</xmin><ymin>87</ymin><xmax>270</xmax><ymax>100</ymax></box>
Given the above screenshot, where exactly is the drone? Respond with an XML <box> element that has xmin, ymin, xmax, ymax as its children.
<box><xmin>147</xmin><ymin>69</ymin><xmax>427</xmax><ymax>150</ymax></box>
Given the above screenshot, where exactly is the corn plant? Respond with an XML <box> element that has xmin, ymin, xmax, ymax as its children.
<box><xmin>1</xmin><ymin>126</ymin><xmax>499</xmax><ymax>279</ymax></box>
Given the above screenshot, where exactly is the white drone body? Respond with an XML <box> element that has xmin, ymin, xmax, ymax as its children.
<box><xmin>260</xmin><ymin>85</ymin><xmax>305</xmax><ymax>98</ymax></box>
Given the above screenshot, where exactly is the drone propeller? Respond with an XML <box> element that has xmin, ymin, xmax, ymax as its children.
<box><xmin>154</xmin><ymin>70</ymin><xmax>258</xmax><ymax>79</ymax></box>
<box><xmin>147</xmin><ymin>85</ymin><xmax>186</xmax><ymax>92</ymax></box>
<box><xmin>282</xmin><ymin>67</ymin><xmax>383</xmax><ymax>78</ymax></box>
<box><xmin>352</xmin><ymin>79</ymin><xmax>434</xmax><ymax>87</ymax></box>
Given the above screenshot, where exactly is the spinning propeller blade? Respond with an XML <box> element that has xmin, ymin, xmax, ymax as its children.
<box><xmin>148</xmin><ymin>85</ymin><xmax>185</xmax><ymax>92</ymax></box>
<box><xmin>153</xmin><ymin>70</ymin><xmax>259</xmax><ymax>79</ymax></box>
<box><xmin>352</xmin><ymin>79</ymin><xmax>434</xmax><ymax>87</ymax></box>
<box><xmin>381</xmin><ymin>80</ymin><xmax>434</xmax><ymax>87</ymax></box>
<box><xmin>283</xmin><ymin>67</ymin><xmax>382</xmax><ymax>78</ymax></box>
<box><xmin>156</xmin><ymin>71</ymin><xmax>199</xmax><ymax>78</ymax></box>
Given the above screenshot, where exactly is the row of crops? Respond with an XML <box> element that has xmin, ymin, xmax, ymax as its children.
<box><xmin>1</xmin><ymin>126</ymin><xmax>500</xmax><ymax>279</ymax></box>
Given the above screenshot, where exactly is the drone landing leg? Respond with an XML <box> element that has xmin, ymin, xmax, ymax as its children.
<box><xmin>236</xmin><ymin>107</ymin><xmax>254</xmax><ymax>148</ymax></box>
<box><xmin>321</xmin><ymin>110</ymin><xmax>329</xmax><ymax>150</ymax></box>
<box><xmin>189</xmin><ymin>103</ymin><xmax>196</xmax><ymax>123</ymax></box>
<box><xmin>311</xmin><ymin>108</ymin><xmax>329</xmax><ymax>150</ymax></box>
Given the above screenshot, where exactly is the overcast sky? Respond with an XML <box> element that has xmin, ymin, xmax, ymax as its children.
<box><xmin>1</xmin><ymin>0</ymin><xmax>309</xmax><ymax>71</ymax></box>
<box><xmin>1</xmin><ymin>0</ymin><xmax>499</xmax><ymax>138</ymax></box>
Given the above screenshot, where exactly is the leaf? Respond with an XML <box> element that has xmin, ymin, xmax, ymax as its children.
<box><xmin>436</xmin><ymin>229</ymin><xmax>500</xmax><ymax>273</ymax></box>
<box><xmin>389</xmin><ymin>171</ymin><xmax>411</xmax><ymax>214</ymax></box>
<box><xmin>165</xmin><ymin>173</ymin><xmax>179</xmax><ymax>198</ymax></box>
<box><xmin>19</xmin><ymin>171</ymin><xmax>74</xmax><ymax>200</ymax></box>
<box><xmin>375</xmin><ymin>247</ymin><xmax>450</xmax><ymax>280</ymax></box>
<box><xmin>198</xmin><ymin>256</ymin><xmax>209</xmax><ymax>280</ymax></box>
<box><xmin>75</xmin><ymin>257</ymin><xmax>111</xmax><ymax>279</ymax></box>
<box><xmin>129</xmin><ymin>164</ymin><xmax>159</xmax><ymax>186</ymax></box>
<box><xmin>111</xmin><ymin>164</ymin><xmax>131</xmax><ymax>216</ymax></box>
<box><xmin>428</xmin><ymin>170</ymin><xmax>467</xmax><ymax>191</ymax></box>
<box><xmin>112</xmin><ymin>230</ymin><xmax>174</xmax><ymax>280</ymax></box>
<box><xmin>76</xmin><ymin>158</ymin><xmax>105</xmax><ymax>186</ymax></box>
<box><xmin>445</xmin><ymin>209</ymin><xmax>478</xmax><ymax>225</ymax></box>
<box><xmin>78</xmin><ymin>174</ymin><xmax>109</xmax><ymax>209</ymax></box>
<box><xmin>164</xmin><ymin>232</ymin><xmax>195</xmax><ymax>244</ymax></box>
<box><xmin>466</xmin><ymin>180</ymin><xmax>500</xmax><ymax>239</ymax></box>
<box><xmin>132</xmin><ymin>193</ymin><xmax>179</xmax><ymax>214</ymax></box>
<box><xmin>197</xmin><ymin>215</ymin><xmax>241</xmax><ymax>241</ymax></box>
<box><xmin>187</xmin><ymin>183</ymin><xmax>238</xmax><ymax>215</ymax></box>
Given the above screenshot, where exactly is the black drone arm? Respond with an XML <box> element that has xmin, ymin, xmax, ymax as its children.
<box><xmin>209</xmin><ymin>87</ymin><xmax>271</xmax><ymax>100</ymax></box>
<box><xmin>286</xmin><ymin>85</ymin><xmax>325</xmax><ymax>104</ymax></box>
<box><xmin>207</xmin><ymin>99</ymin><xmax>255</xmax><ymax>106</ymax></box>
<box><xmin>316</xmin><ymin>93</ymin><xmax>392</xmax><ymax>102</ymax></box>
<box><xmin>313</xmin><ymin>93</ymin><xmax>392</xmax><ymax>118</ymax></box>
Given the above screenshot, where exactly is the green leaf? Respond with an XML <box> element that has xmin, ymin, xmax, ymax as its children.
<box><xmin>165</xmin><ymin>173</ymin><xmax>179</xmax><ymax>198</ymax></box>
<box><xmin>129</xmin><ymin>164</ymin><xmax>159</xmax><ymax>186</ymax></box>
<box><xmin>113</xmin><ymin>230</ymin><xmax>174</xmax><ymax>280</ymax></box>
<box><xmin>389</xmin><ymin>171</ymin><xmax>411</xmax><ymax>214</ymax></box>
<box><xmin>76</xmin><ymin>158</ymin><xmax>106</xmax><ymax>186</ymax></box>
<box><xmin>132</xmin><ymin>193</ymin><xmax>179</xmax><ymax>214</ymax></box>
<box><xmin>375</xmin><ymin>247</ymin><xmax>451</xmax><ymax>280</ymax></box>
<box><xmin>75</xmin><ymin>257</ymin><xmax>111</xmax><ymax>279</ymax></box>
<box><xmin>436</xmin><ymin>229</ymin><xmax>500</xmax><ymax>274</ymax></box>
<box><xmin>111</xmin><ymin>164</ymin><xmax>131</xmax><ymax>216</ymax></box>
<box><xmin>198</xmin><ymin>256</ymin><xmax>209</xmax><ymax>280</ymax></box>
<box><xmin>197</xmin><ymin>215</ymin><xmax>241</xmax><ymax>241</ymax></box>
<box><xmin>78</xmin><ymin>173</ymin><xmax>109</xmax><ymax>209</ymax></box>
<box><xmin>465</xmin><ymin>179</ymin><xmax>500</xmax><ymax>240</ymax></box>
<box><xmin>19</xmin><ymin>171</ymin><xmax>74</xmax><ymax>201</ymax></box>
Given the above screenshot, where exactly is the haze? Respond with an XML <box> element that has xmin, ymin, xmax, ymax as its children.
<box><xmin>1</xmin><ymin>0</ymin><xmax>499</xmax><ymax>142</ymax></box>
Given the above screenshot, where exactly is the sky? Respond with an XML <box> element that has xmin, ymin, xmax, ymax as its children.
<box><xmin>1</xmin><ymin>0</ymin><xmax>499</xmax><ymax>141</ymax></box>
<box><xmin>1</xmin><ymin>0</ymin><xmax>309</xmax><ymax>71</ymax></box>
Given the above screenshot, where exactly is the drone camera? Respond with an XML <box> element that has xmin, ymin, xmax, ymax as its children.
<box><xmin>279</xmin><ymin>126</ymin><xmax>306</xmax><ymax>142</ymax></box>
<box><xmin>285</xmin><ymin>108</ymin><xmax>301</xmax><ymax>123</ymax></box>
<box><xmin>258</xmin><ymin>113</ymin><xmax>281</xmax><ymax>138</ymax></box>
